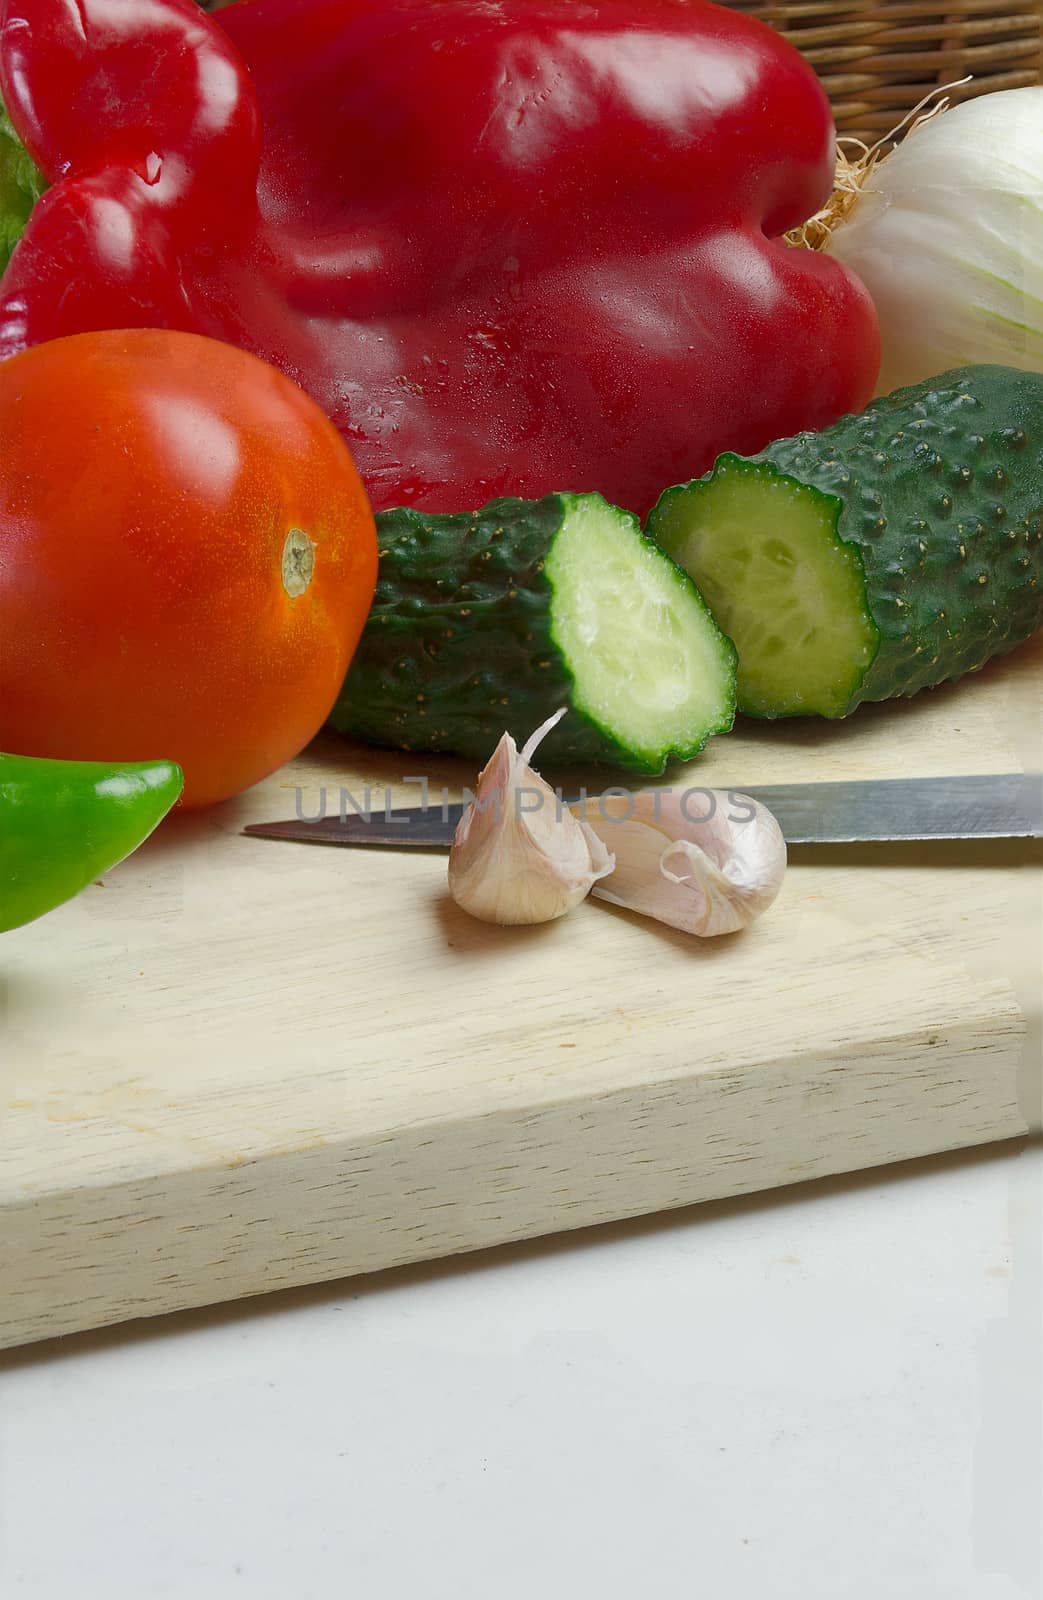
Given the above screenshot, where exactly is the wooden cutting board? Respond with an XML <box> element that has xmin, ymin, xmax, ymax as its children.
<box><xmin>2</xmin><ymin>637</ymin><xmax>1041</xmax><ymax>1349</ymax></box>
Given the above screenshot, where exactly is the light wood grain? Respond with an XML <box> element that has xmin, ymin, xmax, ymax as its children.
<box><xmin>2</xmin><ymin>636</ymin><xmax>1041</xmax><ymax>1349</ymax></box>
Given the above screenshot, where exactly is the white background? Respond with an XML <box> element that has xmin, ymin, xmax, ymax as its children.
<box><xmin>2</xmin><ymin>1141</ymin><xmax>1040</xmax><ymax>1599</ymax></box>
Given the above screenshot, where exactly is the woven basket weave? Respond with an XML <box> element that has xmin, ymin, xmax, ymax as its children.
<box><xmin>723</xmin><ymin>0</ymin><xmax>1043</xmax><ymax>141</ymax></box>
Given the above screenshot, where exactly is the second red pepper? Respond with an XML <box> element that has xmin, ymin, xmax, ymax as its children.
<box><xmin>0</xmin><ymin>0</ymin><xmax>879</xmax><ymax>516</ymax></box>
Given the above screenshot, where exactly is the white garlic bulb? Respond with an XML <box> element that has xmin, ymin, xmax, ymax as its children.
<box><xmin>577</xmin><ymin>789</ymin><xmax>786</xmax><ymax>937</ymax></box>
<box><xmin>448</xmin><ymin>710</ymin><xmax>614</xmax><ymax>925</ymax></box>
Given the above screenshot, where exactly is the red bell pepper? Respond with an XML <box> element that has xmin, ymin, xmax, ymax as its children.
<box><xmin>0</xmin><ymin>0</ymin><xmax>878</xmax><ymax>516</ymax></box>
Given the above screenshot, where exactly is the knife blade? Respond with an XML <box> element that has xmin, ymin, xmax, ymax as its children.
<box><xmin>243</xmin><ymin>772</ymin><xmax>1043</xmax><ymax>848</ymax></box>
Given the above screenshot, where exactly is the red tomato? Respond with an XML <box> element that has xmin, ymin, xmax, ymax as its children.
<box><xmin>0</xmin><ymin>329</ymin><xmax>377</xmax><ymax>806</ymax></box>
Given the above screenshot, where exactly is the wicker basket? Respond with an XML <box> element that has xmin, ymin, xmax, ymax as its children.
<box><xmin>724</xmin><ymin>0</ymin><xmax>1043</xmax><ymax>141</ymax></box>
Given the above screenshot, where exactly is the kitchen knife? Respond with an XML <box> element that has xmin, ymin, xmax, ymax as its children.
<box><xmin>243</xmin><ymin>772</ymin><xmax>1043</xmax><ymax>848</ymax></box>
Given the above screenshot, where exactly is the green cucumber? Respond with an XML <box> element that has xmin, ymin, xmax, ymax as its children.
<box><xmin>329</xmin><ymin>492</ymin><xmax>736</xmax><ymax>771</ymax></box>
<box><xmin>648</xmin><ymin>365</ymin><xmax>1043</xmax><ymax>718</ymax></box>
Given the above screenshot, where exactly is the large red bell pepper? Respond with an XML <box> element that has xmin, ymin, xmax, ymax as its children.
<box><xmin>0</xmin><ymin>0</ymin><xmax>878</xmax><ymax>515</ymax></box>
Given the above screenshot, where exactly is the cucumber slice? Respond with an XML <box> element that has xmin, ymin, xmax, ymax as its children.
<box><xmin>330</xmin><ymin>491</ymin><xmax>736</xmax><ymax>772</ymax></box>
<box><xmin>544</xmin><ymin>493</ymin><xmax>736</xmax><ymax>767</ymax></box>
<box><xmin>650</xmin><ymin>456</ymin><xmax>876</xmax><ymax>716</ymax></box>
<box><xmin>649</xmin><ymin>365</ymin><xmax>1043</xmax><ymax>719</ymax></box>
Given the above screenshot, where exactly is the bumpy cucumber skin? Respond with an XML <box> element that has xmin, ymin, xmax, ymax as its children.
<box><xmin>653</xmin><ymin>365</ymin><xmax>1043</xmax><ymax>715</ymax></box>
<box><xmin>330</xmin><ymin>495</ymin><xmax>588</xmax><ymax>763</ymax></box>
<box><xmin>328</xmin><ymin>493</ymin><xmax>731</xmax><ymax>772</ymax></box>
<box><xmin>759</xmin><ymin>365</ymin><xmax>1043</xmax><ymax>710</ymax></box>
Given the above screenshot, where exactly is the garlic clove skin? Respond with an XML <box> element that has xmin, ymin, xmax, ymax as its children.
<box><xmin>448</xmin><ymin>712</ymin><xmax>614</xmax><ymax>926</ymax></box>
<box><xmin>575</xmin><ymin>790</ymin><xmax>786</xmax><ymax>937</ymax></box>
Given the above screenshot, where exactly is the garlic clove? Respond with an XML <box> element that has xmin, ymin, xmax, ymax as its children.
<box><xmin>575</xmin><ymin>789</ymin><xmax>786</xmax><ymax>937</ymax></box>
<box><xmin>448</xmin><ymin>710</ymin><xmax>614</xmax><ymax>926</ymax></box>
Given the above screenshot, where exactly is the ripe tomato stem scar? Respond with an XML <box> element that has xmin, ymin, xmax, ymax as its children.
<box><xmin>282</xmin><ymin>527</ymin><xmax>314</xmax><ymax>598</ymax></box>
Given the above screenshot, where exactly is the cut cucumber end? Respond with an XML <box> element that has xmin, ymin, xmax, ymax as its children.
<box><xmin>545</xmin><ymin>492</ymin><xmax>737</xmax><ymax>770</ymax></box>
<box><xmin>648</xmin><ymin>457</ymin><xmax>879</xmax><ymax>719</ymax></box>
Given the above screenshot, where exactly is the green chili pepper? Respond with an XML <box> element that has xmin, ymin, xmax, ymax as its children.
<box><xmin>0</xmin><ymin>95</ymin><xmax>46</xmax><ymax>276</ymax></box>
<box><xmin>0</xmin><ymin>753</ymin><xmax>183</xmax><ymax>933</ymax></box>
